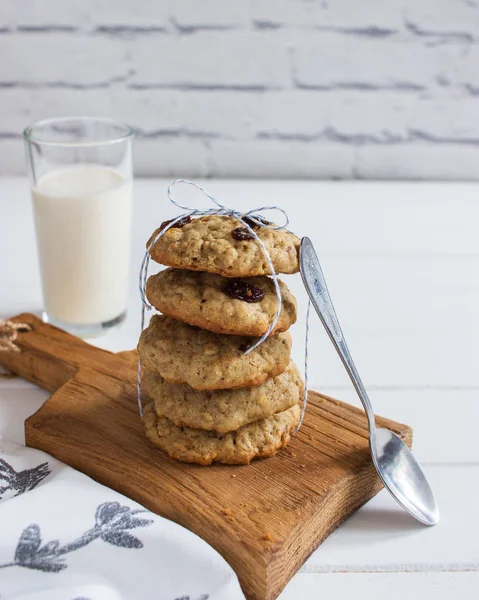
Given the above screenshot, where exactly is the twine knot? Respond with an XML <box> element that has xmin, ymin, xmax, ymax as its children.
<box><xmin>0</xmin><ymin>320</ymin><xmax>31</xmax><ymax>353</ymax></box>
<box><xmin>166</xmin><ymin>179</ymin><xmax>290</xmax><ymax>231</ymax></box>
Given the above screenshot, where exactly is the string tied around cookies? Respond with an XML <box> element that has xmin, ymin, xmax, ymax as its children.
<box><xmin>0</xmin><ymin>319</ymin><xmax>32</xmax><ymax>354</ymax></box>
<box><xmin>137</xmin><ymin>179</ymin><xmax>309</xmax><ymax>432</ymax></box>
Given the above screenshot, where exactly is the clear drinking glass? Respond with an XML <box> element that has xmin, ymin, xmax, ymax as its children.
<box><xmin>23</xmin><ymin>117</ymin><xmax>134</xmax><ymax>337</ymax></box>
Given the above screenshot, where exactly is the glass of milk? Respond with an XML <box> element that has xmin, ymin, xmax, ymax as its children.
<box><xmin>24</xmin><ymin>117</ymin><xmax>133</xmax><ymax>337</ymax></box>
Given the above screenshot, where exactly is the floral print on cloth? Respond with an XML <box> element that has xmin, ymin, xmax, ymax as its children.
<box><xmin>0</xmin><ymin>441</ymin><xmax>244</xmax><ymax>600</ymax></box>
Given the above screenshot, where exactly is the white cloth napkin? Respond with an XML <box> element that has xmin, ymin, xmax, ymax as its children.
<box><xmin>0</xmin><ymin>385</ymin><xmax>245</xmax><ymax>600</ymax></box>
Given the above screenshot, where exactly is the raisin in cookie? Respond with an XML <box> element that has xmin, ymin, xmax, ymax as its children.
<box><xmin>143</xmin><ymin>402</ymin><xmax>300</xmax><ymax>465</ymax></box>
<box><xmin>143</xmin><ymin>361</ymin><xmax>303</xmax><ymax>432</ymax></box>
<box><xmin>147</xmin><ymin>215</ymin><xmax>300</xmax><ymax>277</ymax></box>
<box><xmin>145</xmin><ymin>268</ymin><xmax>297</xmax><ymax>336</ymax></box>
<box><xmin>138</xmin><ymin>314</ymin><xmax>292</xmax><ymax>390</ymax></box>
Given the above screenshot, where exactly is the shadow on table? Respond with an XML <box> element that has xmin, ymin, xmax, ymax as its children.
<box><xmin>344</xmin><ymin>506</ymin><xmax>427</xmax><ymax>535</ymax></box>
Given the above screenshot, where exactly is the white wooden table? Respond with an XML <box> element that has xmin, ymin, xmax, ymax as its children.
<box><xmin>1</xmin><ymin>177</ymin><xmax>477</xmax><ymax>599</ymax></box>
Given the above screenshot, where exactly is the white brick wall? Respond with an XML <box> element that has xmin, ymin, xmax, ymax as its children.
<box><xmin>0</xmin><ymin>0</ymin><xmax>478</xmax><ymax>179</ymax></box>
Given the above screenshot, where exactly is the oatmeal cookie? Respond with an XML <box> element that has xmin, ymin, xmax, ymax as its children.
<box><xmin>143</xmin><ymin>361</ymin><xmax>303</xmax><ymax>432</ymax></box>
<box><xmin>143</xmin><ymin>402</ymin><xmax>300</xmax><ymax>465</ymax></box>
<box><xmin>138</xmin><ymin>314</ymin><xmax>292</xmax><ymax>389</ymax></box>
<box><xmin>147</xmin><ymin>215</ymin><xmax>300</xmax><ymax>277</ymax></box>
<box><xmin>145</xmin><ymin>269</ymin><xmax>297</xmax><ymax>336</ymax></box>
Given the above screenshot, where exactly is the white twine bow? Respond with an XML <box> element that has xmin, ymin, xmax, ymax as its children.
<box><xmin>137</xmin><ymin>179</ymin><xmax>309</xmax><ymax>432</ymax></box>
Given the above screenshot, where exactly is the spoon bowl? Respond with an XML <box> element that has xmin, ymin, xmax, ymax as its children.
<box><xmin>372</xmin><ymin>428</ymin><xmax>439</xmax><ymax>526</ymax></box>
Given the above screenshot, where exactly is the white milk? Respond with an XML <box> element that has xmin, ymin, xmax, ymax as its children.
<box><xmin>32</xmin><ymin>165</ymin><xmax>132</xmax><ymax>325</ymax></box>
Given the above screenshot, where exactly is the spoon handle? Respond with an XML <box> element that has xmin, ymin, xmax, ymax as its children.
<box><xmin>299</xmin><ymin>237</ymin><xmax>376</xmax><ymax>433</ymax></box>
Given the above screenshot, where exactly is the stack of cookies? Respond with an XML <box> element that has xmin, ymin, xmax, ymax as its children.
<box><xmin>138</xmin><ymin>215</ymin><xmax>303</xmax><ymax>465</ymax></box>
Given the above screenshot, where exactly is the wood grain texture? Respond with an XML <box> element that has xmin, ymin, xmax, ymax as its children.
<box><xmin>0</xmin><ymin>313</ymin><xmax>133</xmax><ymax>391</ymax></box>
<box><xmin>0</xmin><ymin>314</ymin><xmax>413</xmax><ymax>600</ymax></box>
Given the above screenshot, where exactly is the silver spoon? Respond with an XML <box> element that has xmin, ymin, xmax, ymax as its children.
<box><xmin>300</xmin><ymin>237</ymin><xmax>439</xmax><ymax>526</ymax></box>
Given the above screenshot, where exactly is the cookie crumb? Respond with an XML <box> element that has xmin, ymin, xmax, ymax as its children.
<box><xmin>300</xmin><ymin>463</ymin><xmax>307</xmax><ymax>468</ymax></box>
<box><xmin>262</xmin><ymin>532</ymin><xmax>273</xmax><ymax>542</ymax></box>
<box><xmin>221</xmin><ymin>508</ymin><xmax>232</xmax><ymax>516</ymax></box>
<box><xmin>231</xmin><ymin>474</ymin><xmax>237</xmax><ymax>478</ymax></box>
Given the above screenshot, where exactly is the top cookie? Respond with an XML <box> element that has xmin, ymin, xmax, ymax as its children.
<box><xmin>147</xmin><ymin>215</ymin><xmax>300</xmax><ymax>277</ymax></box>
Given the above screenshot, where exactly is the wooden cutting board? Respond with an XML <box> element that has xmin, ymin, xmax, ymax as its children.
<box><xmin>1</xmin><ymin>313</ymin><xmax>412</xmax><ymax>600</ymax></box>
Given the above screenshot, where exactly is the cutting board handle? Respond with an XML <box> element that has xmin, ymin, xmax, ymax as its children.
<box><xmin>0</xmin><ymin>313</ymin><xmax>129</xmax><ymax>392</ymax></box>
